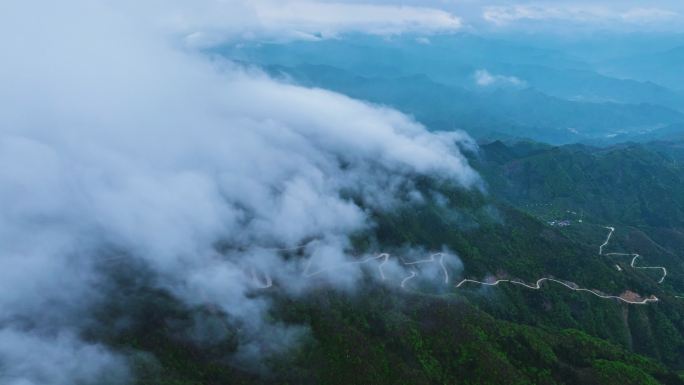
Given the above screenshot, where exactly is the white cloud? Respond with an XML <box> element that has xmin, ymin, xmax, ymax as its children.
<box><xmin>474</xmin><ymin>69</ymin><xmax>525</xmax><ymax>88</ymax></box>
<box><xmin>483</xmin><ymin>4</ymin><xmax>679</xmax><ymax>27</ymax></box>
<box><xmin>0</xmin><ymin>329</ymin><xmax>130</xmax><ymax>385</ymax></box>
<box><xmin>0</xmin><ymin>0</ymin><xmax>476</xmax><ymax>381</ymax></box>
<box><xmin>148</xmin><ymin>0</ymin><xmax>462</xmax><ymax>46</ymax></box>
<box><xmin>620</xmin><ymin>7</ymin><xmax>678</xmax><ymax>23</ymax></box>
<box><xmin>254</xmin><ymin>1</ymin><xmax>462</xmax><ymax>35</ymax></box>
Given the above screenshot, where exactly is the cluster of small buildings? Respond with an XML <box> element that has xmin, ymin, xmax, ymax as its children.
<box><xmin>547</xmin><ymin>219</ymin><xmax>572</xmax><ymax>227</ymax></box>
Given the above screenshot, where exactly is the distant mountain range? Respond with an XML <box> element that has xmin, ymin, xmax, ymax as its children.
<box><xmin>220</xmin><ymin>34</ymin><xmax>684</xmax><ymax>145</ymax></box>
<box><xmin>266</xmin><ymin>63</ymin><xmax>684</xmax><ymax>144</ymax></box>
<box><xmin>600</xmin><ymin>46</ymin><xmax>684</xmax><ymax>92</ymax></box>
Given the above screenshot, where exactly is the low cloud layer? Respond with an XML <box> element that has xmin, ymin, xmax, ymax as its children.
<box><xmin>0</xmin><ymin>0</ymin><xmax>476</xmax><ymax>383</ymax></box>
<box><xmin>253</xmin><ymin>1</ymin><xmax>462</xmax><ymax>36</ymax></box>
<box><xmin>0</xmin><ymin>329</ymin><xmax>130</xmax><ymax>385</ymax></box>
<box><xmin>343</xmin><ymin>0</ymin><xmax>684</xmax><ymax>32</ymax></box>
<box><xmin>474</xmin><ymin>69</ymin><xmax>526</xmax><ymax>88</ymax></box>
<box><xmin>143</xmin><ymin>0</ymin><xmax>462</xmax><ymax>46</ymax></box>
<box><xmin>482</xmin><ymin>2</ymin><xmax>681</xmax><ymax>30</ymax></box>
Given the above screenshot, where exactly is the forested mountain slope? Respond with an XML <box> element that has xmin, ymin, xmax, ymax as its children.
<box><xmin>106</xmin><ymin>161</ymin><xmax>684</xmax><ymax>384</ymax></box>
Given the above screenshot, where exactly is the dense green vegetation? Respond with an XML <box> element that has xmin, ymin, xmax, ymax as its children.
<box><xmin>476</xmin><ymin>140</ymin><xmax>684</xmax><ymax>228</ymax></box>
<box><xmin>93</xmin><ymin>141</ymin><xmax>684</xmax><ymax>384</ymax></box>
<box><xmin>475</xmin><ymin>140</ymin><xmax>684</xmax><ymax>291</ymax></box>
<box><xmin>95</xmin><ymin>275</ymin><xmax>684</xmax><ymax>385</ymax></box>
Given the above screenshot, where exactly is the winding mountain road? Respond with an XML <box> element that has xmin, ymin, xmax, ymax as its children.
<box><xmin>400</xmin><ymin>271</ymin><xmax>417</xmax><ymax>288</ymax></box>
<box><xmin>249</xmin><ymin>267</ymin><xmax>273</xmax><ymax>288</ymax></box>
<box><xmin>600</xmin><ymin>226</ymin><xmax>668</xmax><ymax>284</ymax></box>
<box><xmin>603</xmin><ymin>253</ymin><xmax>667</xmax><ymax>283</ymax></box>
<box><xmin>302</xmin><ymin>253</ymin><xmax>390</xmax><ymax>279</ymax></box>
<box><xmin>455</xmin><ymin>277</ymin><xmax>658</xmax><ymax>305</ymax></box>
<box><xmin>599</xmin><ymin>226</ymin><xmax>615</xmax><ymax>255</ymax></box>
<box><xmin>248</xmin><ymin>226</ymin><xmax>669</xmax><ymax>305</ymax></box>
<box><xmin>450</xmin><ymin>225</ymin><xmax>667</xmax><ymax>305</ymax></box>
<box><xmin>403</xmin><ymin>253</ymin><xmax>449</xmax><ymax>284</ymax></box>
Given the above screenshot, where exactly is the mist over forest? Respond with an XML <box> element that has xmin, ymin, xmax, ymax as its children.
<box><xmin>3</xmin><ymin>1</ymin><xmax>684</xmax><ymax>384</ymax></box>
